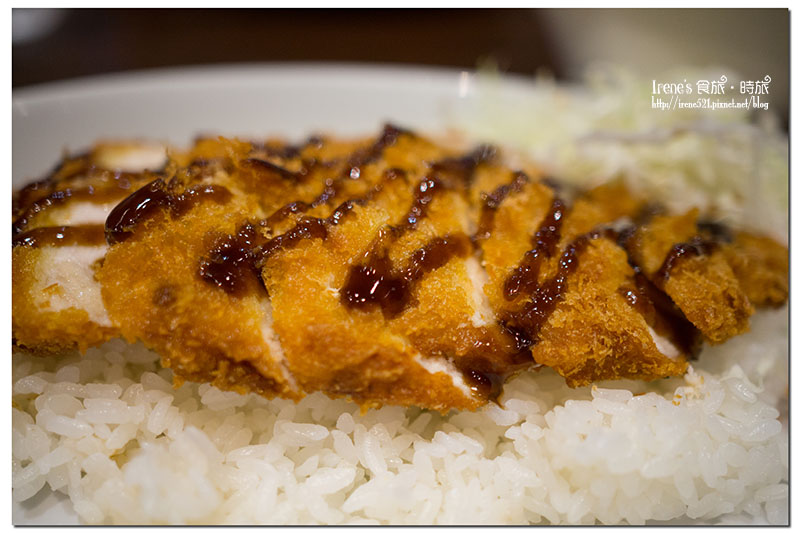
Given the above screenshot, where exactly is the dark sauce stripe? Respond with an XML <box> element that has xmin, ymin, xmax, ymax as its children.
<box><xmin>13</xmin><ymin>179</ymin><xmax>138</xmax><ymax>235</ymax></box>
<box><xmin>629</xmin><ymin>271</ymin><xmax>702</xmax><ymax>356</ymax></box>
<box><xmin>346</xmin><ymin>123</ymin><xmax>409</xmax><ymax>171</ymax></box>
<box><xmin>341</xmin><ymin>232</ymin><xmax>472</xmax><ymax>318</ymax></box>
<box><xmin>653</xmin><ymin>236</ymin><xmax>718</xmax><ymax>287</ymax></box>
<box><xmin>266</xmin><ymin>201</ymin><xmax>312</xmax><ymax>226</ymax></box>
<box><xmin>617</xmin><ymin>227</ymin><xmax>703</xmax><ymax>357</ymax></box>
<box><xmin>265</xmin><ymin>126</ymin><xmax>409</xmax><ymax>223</ymax></box>
<box><xmin>502</xmin><ymin>229</ymin><xmax>614</xmax><ymax>351</ymax></box>
<box><xmin>105</xmin><ymin>179</ymin><xmax>232</xmax><ymax>244</ymax></box>
<box><xmin>199</xmin><ymin>198</ymin><xmax>366</xmax><ymax>295</ymax></box>
<box><xmin>503</xmin><ymin>196</ymin><xmax>566</xmax><ymax>300</ymax></box>
<box><xmin>474</xmin><ymin>171</ymin><xmax>530</xmax><ymax>242</ymax></box>
<box><xmin>241</xmin><ymin>158</ymin><xmax>301</xmax><ymax>181</ymax></box>
<box><xmin>429</xmin><ymin>144</ymin><xmax>497</xmax><ymax>183</ymax></box>
<box><xmin>197</xmin><ymin>143</ymin><xmax>414</xmax><ymax>296</ymax></box>
<box><xmin>697</xmin><ymin>220</ymin><xmax>734</xmax><ymax>244</ymax></box>
<box><xmin>401</xmin><ymin>176</ymin><xmax>446</xmax><ymax>230</ymax></box>
<box><xmin>13</xmin><ymin>225</ymin><xmax>107</xmax><ymax>248</ymax></box>
<box><xmin>197</xmin><ymin>224</ymin><xmax>264</xmax><ymax>295</ymax></box>
<box><xmin>451</xmin><ymin>345</ymin><xmax>535</xmax><ymax>402</ymax></box>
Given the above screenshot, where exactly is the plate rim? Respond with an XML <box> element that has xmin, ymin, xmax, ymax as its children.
<box><xmin>12</xmin><ymin>61</ymin><xmax>544</xmax><ymax>104</ymax></box>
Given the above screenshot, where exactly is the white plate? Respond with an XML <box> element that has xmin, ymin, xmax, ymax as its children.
<box><xmin>11</xmin><ymin>62</ymin><xmax>531</xmax><ymax>525</ymax></box>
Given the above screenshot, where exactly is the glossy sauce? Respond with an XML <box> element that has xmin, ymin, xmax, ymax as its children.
<box><xmin>503</xmin><ymin>197</ymin><xmax>566</xmax><ymax>300</ymax></box>
<box><xmin>241</xmin><ymin>158</ymin><xmax>301</xmax><ymax>181</ymax></box>
<box><xmin>633</xmin><ymin>270</ymin><xmax>702</xmax><ymax>356</ymax></box>
<box><xmin>616</xmin><ymin>226</ymin><xmax>703</xmax><ymax>356</ymax></box>
<box><xmin>265</xmin><ymin>128</ymin><xmax>408</xmax><ymax>223</ymax></box>
<box><xmin>105</xmin><ymin>179</ymin><xmax>232</xmax><ymax>244</ymax></box>
<box><xmin>346</xmin><ymin>123</ymin><xmax>408</xmax><ymax>170</ymax></box>
<box><xmin>429</xmin><ymin>144</ymin><xmax>496</xmax><ymax>183</ymax></box>
<box><xmin>13</xmin><ymin>179</ymin><xmax>139</xmax><ymax>235</ymax></box>
<box><xmin>451</xmin><ymin>343</ymin><xmax>534</xmax><ymax>401</ymax></box>
<box><xmin>474</xmin><ymin>171</ymin><xmax>529</xmax><ymax>241</ymax></box>
<box><xmin>402</xmin><ymin>177</ymin><xmax>445</xmax><ymax>230</ymax></box>
<box><xmin>502</xmin><ymin>229</ymin><xmax>612</xmax><ymax>351</ymax></box>
<box><xmin>198</xmin><ymin>224</ymin><xmax>264</xmax><ymax>295</ymax></box>
<box><xmin>199</xmin><ymin>198</ymin><xmax>365</xmax><ymax>294</ymax></box>
<box><xmin>341</xmin><ymin>232</ymin><xmax>472</xmax><ymax>317</ymax></box>
<box><xmin>12</xmin><ymin>224</ymin><xmax>106</xmax><ymax>248</ymax></box>
<box><xmin>654</xmin><ymin>236</ymin><xmax>717</xmax><ymax>287</ymax></box>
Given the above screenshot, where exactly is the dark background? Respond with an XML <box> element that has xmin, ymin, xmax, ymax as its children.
<box><xmin>12</xmin><ymin>9</ymin><xmax>560</xmax><ymax>87</ymax></box>
<box><xmin>12</xmin><ymin>8</ymin><xmax>789</xmax><ymax>123</ymax></box>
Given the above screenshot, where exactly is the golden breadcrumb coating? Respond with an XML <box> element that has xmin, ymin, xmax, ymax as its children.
<box><xmin>11</xmin><ymin>126</ymin><xmax>788</xmax><ymax>411</ymax></box>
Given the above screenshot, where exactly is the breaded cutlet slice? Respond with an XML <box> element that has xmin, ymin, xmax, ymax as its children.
<box><xmin>93</xmin><ymin>135</ymin><xmax>354</xmax><ymax>399</ymax></box>
<box><xmin>530</xmin><ymin>237</ymin><xmax>689</xmax><ymax>387</ymax></box>
<box><xmin>475</xmin><ymin>175</ymin><xmax>688</xmax><ymax>387</ymax></box>
<box><xmin>97</xmin><ymin>184</ymin><xmax>298</xmax><ymax>399</ymax></box>
<box><xmin>12</xmin><ymin>143</ymin><xmax>166</xmax><ymax>353</ymax></box>
<box><xmin>96</xmin><ymin>129</ymin><xmax>456</xmax><ymax>403</ymax></box>
<box><xmin>627</xmin><ymin>209</ymin><xmax>753</xmax><ymax>344</ymax></box>
<box><xmin>263</xmin><ymin>131</ymin><xmax>519</xmax><ymax>411</ymax></box>
<box><xmin>721</xmin><ymin>231</ymin><xmax>788</xmax><ymax>308</ymax></box>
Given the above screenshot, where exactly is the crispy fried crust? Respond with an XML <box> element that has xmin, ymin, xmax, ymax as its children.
<box><xmin>97</xmin><ymin>197</ymin><xmax>298</xmax><ymax>399</ymax></box>
<box><xmin>11</xmin><ymin>127</ymin><xmax>789</xmax><ymax>411</ymax></box>
<box><xmin>532</xmin><ymin>240</ymin><xmax>688</xmax><ymax>387</ymax></box>
<box><xmin>628</xmin><ymin>209</ymin><xmax>754</xmax><ymax>343</ymax></box>
<box><xmin>722</xmin><ymin>232</ymin><xmax>789</xmax><ymax>307</ymax></box>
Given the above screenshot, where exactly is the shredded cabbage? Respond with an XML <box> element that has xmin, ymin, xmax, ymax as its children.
<box><xmin>455</xmin><ymin>65</ymin><xmax>788</xmax><ymax>242</ymax></box>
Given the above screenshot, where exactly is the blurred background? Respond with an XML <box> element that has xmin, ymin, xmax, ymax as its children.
<box><xmin>12</xmin><ymin>8</ymin><xmax>789</xmax><ymax>125</ymax></box>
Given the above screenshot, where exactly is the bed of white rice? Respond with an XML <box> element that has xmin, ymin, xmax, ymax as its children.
<box><xmin>11</xmin><ymin>305</ymin><xmax>788</xmax><ymax>525</ymax></box>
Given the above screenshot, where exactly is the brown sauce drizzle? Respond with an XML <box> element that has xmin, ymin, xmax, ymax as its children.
<box><xmin>502</xmin><ymin>228</ymin><xmax>615</xmax><ymax>351</ymax></box>
<box><xmin>341</xmin><ymin>232</ymin><xmax>472</xmax><ymax>318</ymax></box>
<box><xmin>13</xmin><ymin>153</ymin><xmax>92</xmax><ymax>216</ymax></box>
<box><xmin>105</xmin><ymin>179</ymin><xmax>232</xmax><ymax>244</ymax></box>
<box><xmin>264</xmin><ymin>126</ymin><xmax>409</xmax><ymax>228</ymax></box>
<box><xmin>266</xmin><ymin>200</ymin><xmax>312</xmax><ymax>226</ymax></box>
<box><xmin>338</xmin><ymin>171</ymin><xmax>454</xmax><ymax>316</ymax></box>
<box><xmin>503</xmin><ymin>197</ymin><xmax>566</xmax><ymax>301</ymax></box>
<box><xmin>12</xmin><ymin>224</ymin><xmax>106</xmax><ymax>248</ymax></box>
<box><xmin>346</xmin><ymin>123</ymin><xmax>408</xmax><ymax>171</ymax></box>
<box><xmin>198</xmin><ymin>224</ymin><xmax>265</xmax><ymax>295</ymax></box>
<box><xmin>265</xmin><ymin>168</ymin><xmax>405</xmax><ymax>228</ymax></box>
<box><xmin>616</xmin><ymin>227</ymin><xmax>703</xmax><ymax>357</ymax></box>
<box><xmin>461</xmin><ymin>367</ymin><xmax>506</xmax><ymax>401</ymax></box>
<box><xmin>452</xmin><ymin>343</ymin><xmax>535</xmax><ymax>401</ymax></box>
<box><xmin>429</xmin><ymin>144</ymin><xmax>496</xmax><ymax>183</ymax></box>
<box><xmin>630</xmin><ymin>271</ymin><xmax>702</xmax><ymax>356</ymax></box>
<box><xmin>199</xmin><ymin>198</ymin><xmax>365</xmax><ymax>295</ymax></box>
<box><xmin>14</xmin><ymin>178</ymin><xmax>55</xmax><ymax>218</ymax></box>
<box><xmin>257</xmin><ymin>217</ymin><xmax>330</xmax><ymax>264</ymax></box>
<box><xmin>241</xmin><ymin>158</ymin><xmax>302</xmax><ymax>182</ymax></box>
<box><xmin>697</xmin><ymin>219</ymin><xmax>734</xmax><ymax>244</ymax></box>
<box><xmin>474</xmin><ymin>171</ymin><xmax>530</xmax><ymax>241</ymax></box>
<box><xmin>402</xmin><ymin>176</ymin><xmax>445</xmax><ymax>229</ymax></box>
<box><xmin>13</xmin><ymin>177</ymin><xmax>140</xmax><ymax>235</ymax></box>
<box><xmin>196</xmin><ymin>130</ymin><xmax>419</xmax><ymax>297</ymax></box>
<box><xmin>653</xmin><ymin>236</ymin><xmax>718</xmax><ymax>287</ymax></box>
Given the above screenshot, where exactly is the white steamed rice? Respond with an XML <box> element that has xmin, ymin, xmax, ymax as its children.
<box><xmin>12</xmin><ymin>307</ymin><xmax>788</xmax><ymax>525</ymax></box>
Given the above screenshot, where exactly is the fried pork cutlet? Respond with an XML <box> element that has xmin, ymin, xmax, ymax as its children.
<box><xmin>13</xmin><ymin>144</ymin><xmax>165</xmax><ymax>353</ymax></box>
<box><xmin>12</xmin><ymin>126</ymin><xmax>789</xmax><ymax>412</ymax></box>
